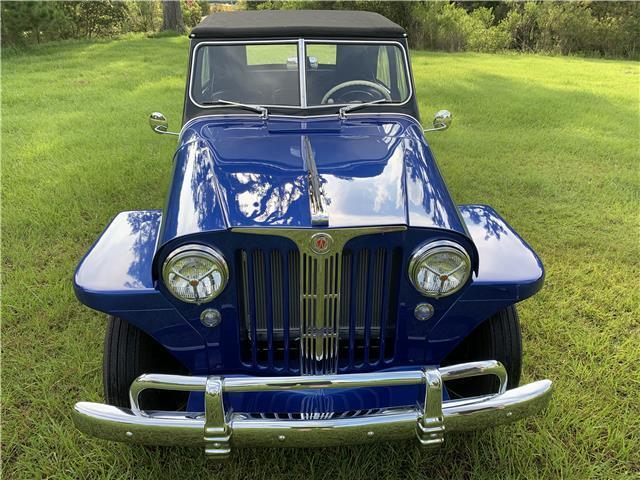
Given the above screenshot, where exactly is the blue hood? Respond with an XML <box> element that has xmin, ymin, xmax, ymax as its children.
<box><xmin>159</xmin><ymin>115</ymin><xmax>468</xmax><ymax>245</ymax></box>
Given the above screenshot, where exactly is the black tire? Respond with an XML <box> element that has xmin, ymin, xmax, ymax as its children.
<box><xmin>441</xmin><ymin>305</ymin><xmax>522</xmax><ymax>398</ymax></box>
<box><xmin>103</xmin><ymin>316</ymin><xmax>189</xmax><ymax>410</ymax></box>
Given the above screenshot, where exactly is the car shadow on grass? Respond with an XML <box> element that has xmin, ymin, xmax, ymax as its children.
<box><xmin>117</xmin><ymin>428</ymin><xmax>535</xmax><ymax>479</ymax></box>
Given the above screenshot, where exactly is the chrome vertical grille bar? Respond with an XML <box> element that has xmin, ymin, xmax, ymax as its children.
<box><xmin>341</xmin><ymin>250</ymin><xmax>355</xmax><ymax>368</ymax></box>
<box><xmin>377</xmin><ymin>248</ymin><xmax>392</xmax><ymax>364</ymax></box>
<box><xmin>329</xmin><ymin>253</ymin><xmax>341</xmax><ymax>373</ymax></box>
<box><xmin>267</xmin><ymin>250</ymin><xmax>282</xmax><ymax>367</ymax></box>
<box><xmin>238</xmin><ymin>250</ymin><xmax>253</xmax><ymax>365</ymax></box>
<box><xmin>253</xmin><ymin>250</ymin><xmax>266</xmax><ymax>339</ymax></box>
<box><xmin>355</xmin><ymin>249</ymin><xmax>369</xmax><ymax>365</ymax></box>
<box><xmin>246</xmin><ymin>251</ymin><xmax>258</xmax><ymax>366</ymax></box>
<box><xmin>326</xmin><ymin>255</ymin><xmax>333</xmax><ymax>375</ymax></box>
<box><xmin>301</xmin><ymin>254</ymin><xmax>320</xmax><ymax>374</ymax></box>
<box><xmin>370</xmin><ymin>248</ymin><xmax>386</xmax><ymax>363</ymax></box>
<box><xmin>288</xmin><ymin>250</ymin><xmax>300</xmax><ymax>369</ymax></box>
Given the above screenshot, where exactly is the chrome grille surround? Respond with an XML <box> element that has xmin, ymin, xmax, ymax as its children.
<box><xmin>233</xmin><ymin>226</ymin><xmax>406</xmax><ymax>375</ymax></box>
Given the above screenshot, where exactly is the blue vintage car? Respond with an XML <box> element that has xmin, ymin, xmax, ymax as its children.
<box><xmin>72</xmin><ymin>10</ymin><xmax>552</xmax><ymax>457</ymax></box>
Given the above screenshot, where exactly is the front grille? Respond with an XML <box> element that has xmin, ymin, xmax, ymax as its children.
<box><xmin>237</xmin><ymin>243</ymin><xmax>402</xmax><ymax>373</ymax></box>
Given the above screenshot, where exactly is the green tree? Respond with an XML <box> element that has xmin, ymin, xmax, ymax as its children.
<box><xmin>181</xmin><ymin>0</ymin><xmax>203</xmax><ymax>28</ymax></box>
<box><xmin>1</xmin><ymin>1</ymin><xmax>63</xmax><ymax>44</ymax></box>
<box><xmin>62</xmin><ymin>1</ymin><xmax>128</xmax><ymax>38</ymax></box>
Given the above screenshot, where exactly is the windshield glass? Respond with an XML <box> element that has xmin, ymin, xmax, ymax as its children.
<box><xmin>305</xmin><ymin>43</ymin><xmax>409</xmax><ymax>106</ymax></box>
<box><xmin>190</xmin><ymin>41</ymin><xmax>410</xmax><ymax>109</ymax></box>
<box><xmin>191</xmin><ymin>42</ymin><xmax>300</xmax><ymax>106</ymax></box>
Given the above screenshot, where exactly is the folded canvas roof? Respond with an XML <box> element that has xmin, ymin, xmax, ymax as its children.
<box><xmin>190</xmin><ymin>10</ymin><xmax>406</xmax><ymax>39</ymax></box>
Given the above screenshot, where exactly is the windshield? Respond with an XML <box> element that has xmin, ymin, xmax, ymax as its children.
<box><xmin>190</xmin><ymin>41</ymin><xmax>410</xmax><ymax>109</ymax></box>
<box><xmin>305</xmin><ymin>43</ymin><xmax>409</xmax><ymax>106</ymax></box>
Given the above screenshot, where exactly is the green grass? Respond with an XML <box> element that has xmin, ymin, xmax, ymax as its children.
<box><xmin>2</xmin><ymin>34</ymin><xmax>639</xmax><ymax>479</ymax></box>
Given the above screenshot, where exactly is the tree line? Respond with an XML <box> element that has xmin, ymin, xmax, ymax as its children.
<box><xmin>2</xmin><ymin>1</ymin><xmax>638</xmax><ymax>59</ymax></box>
<box><xmin>1</xmin><ymin>0</ymin><xmax>212</xmax><ymax>46</ymax></box>
<box><xmin>243</xmin><ymin>0</ymin><xmax>639</xmax><ymax>59</ymax></box>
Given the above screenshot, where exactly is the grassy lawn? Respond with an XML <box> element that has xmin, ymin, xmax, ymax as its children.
<box><xmin>2</xmin><ymin>35</ymin><xmax>639</xmax><ymax>479</ymax></box>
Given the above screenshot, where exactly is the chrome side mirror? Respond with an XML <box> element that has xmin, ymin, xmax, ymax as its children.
<box><xmin>424</xmin><ymin>110</ymin><xmax>452</xmax><ymax>132</ymax></box>
<box><xmin>149</xmin><ymin>112</ymin><xmax>178</xmax><ymax>136</ymax></box>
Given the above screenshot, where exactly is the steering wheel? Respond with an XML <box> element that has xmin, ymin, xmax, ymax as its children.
<box><xmin>321</xmin><ymin>80</ymin><xmax>392</xmax><ymax>105</ymax></box>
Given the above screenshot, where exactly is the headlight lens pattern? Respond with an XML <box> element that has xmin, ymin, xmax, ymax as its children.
<box><xmin>409</xmin><ymin>241</ymin><xmax>471</xmax><ymax>297</ymax></box>
<box><xmin>162</xmin><ymin>245</ymin><xmax>228</xmax><ymax>304</ymax></box>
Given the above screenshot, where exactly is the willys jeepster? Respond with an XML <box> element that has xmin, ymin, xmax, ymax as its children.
<box><xmin>72</xmin><ymin>10</ymin><xmax>553</xmax><ymax>457</ymax></box>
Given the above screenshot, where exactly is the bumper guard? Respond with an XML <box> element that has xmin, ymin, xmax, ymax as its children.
<box><xmin>72</xmin><ymin>360</ymin><xmax>552</xmax><ymax>457</ymax></box>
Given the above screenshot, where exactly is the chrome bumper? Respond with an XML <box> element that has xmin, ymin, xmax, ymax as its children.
<box><xmin>73</xmin><ymin>361</ymin><xmax>552</xmax><ymax>457</ymax></box>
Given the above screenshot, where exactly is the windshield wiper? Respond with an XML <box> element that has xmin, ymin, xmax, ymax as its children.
<box><xmin>202</xmin><ymin>99</ymin><xmax>268</xmax><ymax>119</ymax></box>
<box><xmin>338</xmin><ymin>99</ymin><xmax>390</xmax><ymax>119</ymax></box>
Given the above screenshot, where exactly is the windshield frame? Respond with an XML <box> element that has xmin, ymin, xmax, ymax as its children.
<box><xmin>188</xmin><ymin>38</ymin><xmax>413</xmax><ymax>112</ymax></box>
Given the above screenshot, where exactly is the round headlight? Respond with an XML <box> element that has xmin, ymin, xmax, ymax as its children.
<box><xmin>162</xmin><ymin>245</ymin><xmax>228</xmax><ymax>304</ymax></box>
<box><xmin>408</xmin><ymin>240</ymin><xmax>471</xmax><ymax>298</ymax></box>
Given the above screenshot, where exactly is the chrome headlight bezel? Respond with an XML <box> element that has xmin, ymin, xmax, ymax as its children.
<box><xmin>162</xmin><ymin>244</ymin><xmax>229</xmax><ymax>304</ymax></box>
<box><xmin>408</xmin><ymin>240</ymin><xmax>471</xmax><ymax>298</ymax></box>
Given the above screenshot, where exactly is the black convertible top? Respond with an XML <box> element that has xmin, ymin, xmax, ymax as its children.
<box><xmin>190</xmin><ymin>10</ymin><xmax>406</xmax><ymax>39</ymax></box>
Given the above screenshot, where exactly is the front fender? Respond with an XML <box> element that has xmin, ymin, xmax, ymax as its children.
<box><xmin>424</xmin><ymin>204</ymin><xmax>544</xmax><ymax>362</ymax></box>
<box><xmin>73</xmin><ymin>211</ymin><xmax>207</xmax><ymax>374</ymax></box>
<box><xmin>460</xmin><ymin>204</ymin><xmax>544</xmax><ymax>301</ymax></box>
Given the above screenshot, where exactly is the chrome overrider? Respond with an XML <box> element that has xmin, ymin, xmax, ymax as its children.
<box><xmin>72</xmin><ymin>360</ymin><xmax>553</xmax><ymax>457</ymax></box>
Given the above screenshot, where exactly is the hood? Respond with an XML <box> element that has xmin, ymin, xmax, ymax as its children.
<box><xmin>159</xmin><ymin>115</ymin><xmax>468</xmax><ymax>245</ymax></box>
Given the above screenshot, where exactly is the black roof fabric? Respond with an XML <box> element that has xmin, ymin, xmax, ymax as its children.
<box><xmin>190</xmin><ymin>10</ymin><xmax>406</xmax><ymax>39</ymax></box>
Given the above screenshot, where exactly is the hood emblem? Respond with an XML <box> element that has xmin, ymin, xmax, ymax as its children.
<box><xmin>310</xmin><ymin>233</ymin><xmax>333</xmax><ymax>255</ymax></box>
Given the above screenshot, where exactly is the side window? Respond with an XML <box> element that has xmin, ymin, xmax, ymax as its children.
<box><xmin>376</xmin><ymin>47</ymin><xmax>391</xmax><ymax>88</ymax></box>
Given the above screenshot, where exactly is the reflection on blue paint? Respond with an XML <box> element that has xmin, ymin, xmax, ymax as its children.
<box><xmin>75</xmin><ymin>211</ymin><xmax>161</xmax><ymax>291</ymax></box>
<box><xmin>460</xmin><ymin>204</ymin><xmax>544</xmax><ymax>284</ymax></box>
<box><xmin>160</xmin><ymin>115</ymin><xmax>468</xmax><ymax>245</ymax></box>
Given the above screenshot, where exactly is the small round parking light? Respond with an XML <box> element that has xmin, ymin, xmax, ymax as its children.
<box><xmin>200</xmin><ymin>308</ymin><xmax>222</xmax><ymax>328</ymax></box>
<box><xmin>414</xmin><ymin>303</ymin><xmax>435</xmax><ymax>321</ymax></box>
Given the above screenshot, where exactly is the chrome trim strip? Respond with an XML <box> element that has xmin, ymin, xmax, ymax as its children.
<box><xmin>232</xmin><ymin>226</ymin><xmax>406</xmax><ymax>374</ymax></box>
<box><xmin>298</xmin><ymin>38</ymin><xmax>307</xmax><ymax>108</ymax></box>
<box><xmin>72</xmin><ymin>361</ymin><xmax>553</xmax><ymax>454</ymax></box>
